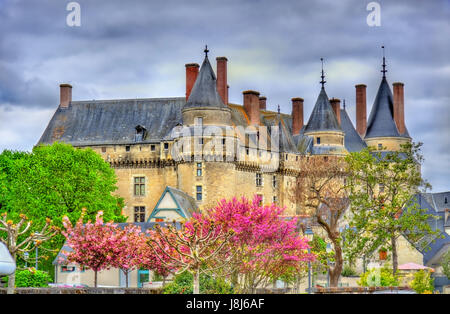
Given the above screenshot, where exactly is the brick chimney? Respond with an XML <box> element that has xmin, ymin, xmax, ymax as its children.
<box><xmin>291</xmin><ymin>97</ymin><xmax>304</xmax><ymax>135</ymax></box>
<box><xmin>59</xmin><ymin>84</ymin><xmax>72</xmax><ymax>109</ymax></box>
<box><xmin>355</xmin><ymin>84</ymin><xmax>367</xmax><ymax>137</ymax></box>
<box><xmin>393</xmin><ymin>82</ymin><xmax>405</xmax><ymax>134</ymax></box>
<box><xmin>330</xmin><ymin>98</ymin><xmax>341</xmax><ymax>125</ymax></box>
<box><xmin>259</xmin><ymin>96</ymin><xmax>267</xmax><ymax>110</ymax></box>
<box><xmin>216</xmin><ymin>57</ymin><xmax>228</xmax><ymax>104</ymax></box>
<box><xmin>243</xmin><ymin>90</ymin><xmax>260</xmax><ymax>126</ymax></box>
<box><xmin>185</xmin><ymin>63</ymin><xmax>199</xmax><ymax>100</ymax></box>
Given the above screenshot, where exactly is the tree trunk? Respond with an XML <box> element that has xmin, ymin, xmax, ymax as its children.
<box><xmin>94</xmin><ymin>270</ymin><xmax>98</xmax><ymax>288</ymax></box>
<box><xmin>162</xmin><ymin>275</ymin><xmax>167</xmax><ymax>287</ymax></box>
<box><xmin>125</xmin><ymin>270</ymin><xmax>129</xmax><ymax>288</ymax></box>
<box><xmin>7</xmin><ymin>271</ymin><xmax>16</xmax><ymax>295</ymax></box>
<box><xmin>391</xmin><ymin>236</ymin><xmax>398</xmax><ymax>275</ymax></box>
<box><xmin>193</xmin><ymin>269</ymin><xmax>200</xmax><ymax>294</ymax></box>
<box><xmin>329</xmin><ymin>238</ymin><xmax>343</xmax><ymax>288</ymax></box>
<box><xmin>6</xmin><ymin>253</ymin><xmax>16</xmax><ymax>294</ymax></box>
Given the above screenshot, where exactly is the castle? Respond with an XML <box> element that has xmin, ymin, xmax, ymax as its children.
<box><xmin>38</xmin><ymin>47</ymin><xmax>412</xmax><ymax>223</ymax></box>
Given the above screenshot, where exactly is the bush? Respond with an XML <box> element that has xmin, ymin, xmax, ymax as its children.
<box><xmin>163</xmin><ymin>271</ymin><xmax>233</xmax><ymax>294</ymax></box>
<box><xmin>341</xmin><ymin>264</ymin><xmax>357</xmax><ymax>277</ymax></box>
<box><xmin>441</xmin><ymin>251</ymin><xmax>450</xmax><ymax>280</ymax></box>
<box><xmin>4</xmin><ymin>268</ymin><xmax>52</xmax><ymax>287</ymax></box>
<box><xmin>410</xmin><ymin>270</ymin><xmax>434</xmax><ymax>294</ymax></box>
<box><xmin>358</xmin><ymin>264</ymin><xmax>399</xmax><ymax>287</ymax></box>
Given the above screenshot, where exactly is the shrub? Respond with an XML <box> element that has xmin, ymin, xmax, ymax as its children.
<box><xmin>441</xmin><ymin>251</ymin><xmax>450</xmax><ymax>280</ymax></box>
<box><xmin>163</xmin><ymin>271</ymin><xmax>233</xmax><ymax>294</ymax></box>
<box><xmin>341</xmin><ymin>264</ymin><xmax>357</xmax><ymax>277</ymax></box>
<box><xmin>4</xmin><ymin>268</ymin><xmax>52</xmax><ymax>287</ymax></box>
<box><xmin>410</xmin><ymin>270</ymin><xmax>434</xmax><ymax>294</ymax></box>
<box><xmin>358</xmin><ymin>264</ymin><xmax>399</xmax><ymax>287</ymax></box>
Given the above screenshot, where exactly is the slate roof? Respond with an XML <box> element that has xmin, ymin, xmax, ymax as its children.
<box><xmin>183</xmin><ymin>56</ymin><xmax>228</xmax><ymax>109</ymax></box>
<box><xmin>38</xmin><ymin>97</ymin><xmax>185</xmax><ymax>146</ymax></box>
<box><xmin>304</xmin><ymin>88</ymin><xmax>342</xmax><ymax>134</ymax></box>
<box><xmin>166</xmin><ymin>186</ymin><xmax>199</xmax><ymax>218</ymax></box>
<box><xmin>365</xmin><ymin>77</ymin><xmax>410</xmax><ymax>139</ymax></box>
<box><xmin>340</xmin><ymin>108</ymin><xmax>367</xmax><ymax>152</ymax></box>
<box><xmin>408</xmin><ymin>193</ymin><xmax>450</xmax><ymax>266</ymax></box>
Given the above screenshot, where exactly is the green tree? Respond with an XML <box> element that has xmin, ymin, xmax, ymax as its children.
<box><xmin>0</xmin><ymin>142</ymin><xmax>126</xmax><ymax>274</ymax></box>
<box><xmin>344</xmin><ymin>142</ymin><xmax>439</xmax><ymax>275</ymax></box>
<box><xmin>2</xmin><ymin>268</ymin><xmax>53</xmax><ymax>288</ymax></box>
<box><xmin>358</xmin><ymin>264</ymin><xmax>399</xmax><ymax>287</ymax></box>
<box><xmin>441</xmin><ymin>250</ymin><xmax>450</xmax><ymax>280</ymax></box>
<box><xmin>410</xmin><ymin>270</ymin><xmax>434</xmax><ymax>293</ymax></box>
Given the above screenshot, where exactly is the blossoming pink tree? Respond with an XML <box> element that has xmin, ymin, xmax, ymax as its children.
<box><xmin>110</xmin><ymin>224</ymin><xmax>144</xmax><ymax>288</ymax></box>
<box><xmin>209</xmin><ymin>196</ymin><xmax>315</xmax><ymax>293</ymax></box>
<box><xmin>147</xmin><ymin>214</ymin><xmax>235</xmax><ymax>294</ymax></box>
<box><xmin>61</xmin><ymin>210</ymin><xmax>124</xmax><ymax>287</ymax></box>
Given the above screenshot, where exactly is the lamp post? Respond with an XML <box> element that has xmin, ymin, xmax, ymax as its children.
<box><xmin>305</xmin><ymin>227</ymin><xmax>314</xmax><ymax>294</ymax></box>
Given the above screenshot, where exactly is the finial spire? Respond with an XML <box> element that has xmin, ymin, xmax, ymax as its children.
<box><xmin>381</xmin><ymin>45</ymin><xmax>387</xmax><ymax>78</ymax></box>
<box><xmin>277</xmin><ymin>104</ymin><xmax>280</xmax><ymax>114</ymax></box>
<box><xmin>320</xmin><ymin>58</ymin><xmax>326</xmax><ymax>88</ymax></box>
<box><xmin>343</xmin><ymin>99</ymin><xmax>346</xmax><ymax>110</ymax></box>
<box><xmin>204</xmin><ymin>45</ymin><xmax>209</xmax><ymax>58</ymax></box>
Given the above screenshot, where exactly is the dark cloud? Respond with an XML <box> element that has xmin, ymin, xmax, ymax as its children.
<box><xmin>0</xmin><ymin>0</ymin><xmax>449</xmax><ymax>190</ymax></box>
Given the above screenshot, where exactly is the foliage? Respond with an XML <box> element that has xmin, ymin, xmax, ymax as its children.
<box><xmin>61</xmin><ymin>210</ymin><xmax>129</xmax><ymax>287</ymax></box>
<box><xmin>410</xmin><ymin>270</ymin><xmax>434</xmax><ymax>294</ymax></box>
<box><xmin>147</xmin><ymin>213</ymin><xmax>235</xmax><ymax>294</ymax></box>
<box><xmin>0</xmin><ymin>143</ymin><xmax>126</xmax><ymax>273</ymax></box>
<box><xmin>358</xmin><ymin>264</ymin><xmax>399</xmax><ymax>287</ymax></box>
<box><xmin>209</xmin><ymin>196</ymin><xmax>314</xmax><ymax>293</ymax></box>
<box><xmin>341</xmin><ymin>264</ymin><xmax>357</xmax><ymax>277</ymax></box>
<box><xmin>0</xmin><ymin>212</ymin><xmax>58</xmax><ymax>293</ymax></box>
<box><xmin>344</xmin><ymin>142</ymin><xmax>440</xmax><ymax>274</ymax></box>
<box><xmin>291</xmin><ymin>156</ymin><xmax>348</xmax><ymax>287</ymax></box>
<box><xmin>441</xmin><ymin>250</ymin><xmax>450</xmax><ymax>280</ymax></box>
<box><xmin>162</xmin><ymin>271</ymin><xmax>233</xmax><ymax>294</ymax></box>
<box><xmin>3</xmin><ymin>268</ymin><xmax>52</xmax><ymax>288</ymax></box>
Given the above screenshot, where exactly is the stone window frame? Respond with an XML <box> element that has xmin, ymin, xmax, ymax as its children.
<box><xmin>196</xmin><ymin>162</ymin><xmax>203</xmax><ymax>177</ymax></box>
<box><xmin>133</xmin><ymin>176</ymin><xmax>146</xmax><ymax>197</ymax></box>
<box><xmin>134</xmin><ymin>206</ymin><xmax>146</xmax><ymax>222</ymax></box>
<box><xmin>196</xmin><ymin>185</ymin><xmax>203</xmax><ymax>201</ymax></box>
<box><xmin>256</xmin><ymin>173</ymin><xmax>263</xmax><ymax>187</ymax></box>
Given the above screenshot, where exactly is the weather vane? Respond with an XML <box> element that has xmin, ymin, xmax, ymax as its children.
<box><xmin>204</xmin><ymin>45</ymin><xmax>209</xmax><ymax>58</ymax></box>
<box><xmin>320</xmin><ymin>57</ymin><xmax>326</xmax><ymax>88</ymax></box>
<box><xmin>381</xmin><ymin>45</ymin><xmax>387</xmax><ymax>78</ymax></box>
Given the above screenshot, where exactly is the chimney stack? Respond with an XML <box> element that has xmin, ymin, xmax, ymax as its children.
<box><xmin>291</xmin><ymin>97</ymin><xmax>304</xmax><ymax>135</ymax></box>
<box><xmin>330</xmin><ymin>98</ymin><xmax>341</xmax><ymax>125</ymax></box>
<box><xmin>185</xmin><ymin>63</ymin><xmax>199</xmax><ymax>100</ymax></box>
<box><xmin>59</xmin><ymin>84</ymin><xmax>72</xmax><ymax>109</ymax></box>
<box><xmin>243</xmin><ymin>90</ymin><xmax>260</xmax><ymax>126</ymax></box>
<box><xmin>393</xmin><ymin>82</ymin><xmax>405</xmax><ymax>134</ymax></box>
<box><xmin>355</xmin><ymin>84</ymin><xmax>367</xmax><ymax>137</ymax></box>
<box><xmin>259</xmin><ymin>96</ymin><xmax>267</xmax><ymax>110</ymax></box>
<box><xmin>216</xmin><ymin>57</ymin><xmax>228</xmax><ymax>104</ymax></box>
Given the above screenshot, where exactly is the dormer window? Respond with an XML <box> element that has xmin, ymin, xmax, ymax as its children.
<box><xmin>135</xmin><ymin>125</ymin><xmax>147</xmax><ymax>142</ymax></box>
<box><xmin>445</xmin><ymin>197</ymin><xmax>448</xmax><ymax>204</ymax></box>
<box><xmin>317</xmin><ymin>137</ymin><xmax>321</xmax><ymax>145</ymax></box>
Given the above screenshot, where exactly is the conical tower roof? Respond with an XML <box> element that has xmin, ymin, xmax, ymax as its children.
<box><xmin>365</xmin><ymin>77</ymin><xmax>409</xmax><ymax>139</ymax></box>
<box><xmin>340</xmin><ymin>107</ymin><xmax>367</xmax><ymax>152</ymax></box>
<box><xmin>304</xmin><ymin>88</ymin><xmax>342</xmax><ymax>133</ymax></box>
<box><xmin>184</xmin><ymin>56</ymin><xmax>228</xmax><ymax>110</ymax></box>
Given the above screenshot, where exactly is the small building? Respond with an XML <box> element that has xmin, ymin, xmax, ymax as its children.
<box><xmin>53</xmin><ymin>187</ymin><xmax>199</xmax><ymax>288</ymax></box>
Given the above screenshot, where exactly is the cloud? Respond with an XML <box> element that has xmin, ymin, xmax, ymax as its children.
<box><xmin>0</xmin><ymin>0</ymin><xmax>448</xmax><ymax>191</ymax></box>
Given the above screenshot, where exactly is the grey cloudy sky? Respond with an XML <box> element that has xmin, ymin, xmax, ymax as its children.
<box><xmin>0</xmin><ymin>0</ymin><xmax>449</xmax><ymax>191</ymax></box>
